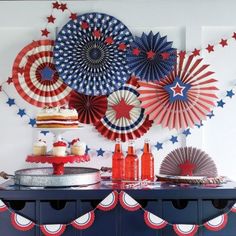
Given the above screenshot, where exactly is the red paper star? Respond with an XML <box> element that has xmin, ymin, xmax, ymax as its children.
<box><xmin>219</xmin><ymin>39</ymin><xmax>228</xmax><ymax>47</ymax></box>
<box><xmin>178</xmin><ymin>51</ymin><xmax>186</xmax><ymax>58</ymax></box>
<box><xmin>172</xmin><ymin>84</ymin><xmax>185</xmax><ymax>95</ymax></box>
<box><xmin>105</xmin><ymin>37</ymin><xmax>114</xmax><ymax>45</ymax></box>
<box><xmin>81</xmin><ymin>21</ymin><xmax>89</xmax><ymax>30</ymax></box>
<box><xmin>118</xmin><ymin>43</ymin><xmax>127</xmax><ymax>51</ymax></box>
<box><xmin>60</xmin><ymin>3</ymin><xmax>67</xmax><ymax>12</ymax></box>
<box><xmin>132</xmin><ymin>48</ymin><xmax>140</xmax><ymax>56</ymax></box>
<box><xmin>161</xmin><ymin>52</ymin><xmax>170</xmax><ymax>60</ymax></box>
<box><xmin>17</xmin><ymin>67</ymin><xmax>24</xmax><ymax>74</ymax></box>
<box><xmin>93</xmin><ymin>29</ymin><xmax>101</xmax><ymax>38</ymax></box>
<box><xmin>146</xmin><ymin>50</ymin><xmax>156</xmax><ymax>60</ymax></box>
<box><xmin>179</xmin><ymin>160</ymin><xmax>196</xmax><ymax>176</ymax></box>
<box><xmin>52</xmin><ymin>1</ymin><xmax>60</xmax><ymax>9</ymax></box>
<box><xmin>47</xmin><ymin>15</ymin><xmax>56</xmax><ymax>24</ymax></box>
<box><xmin>70</xmin><ymin>13</ymin><xmax>77</xmax><ymax>21</ymax></box>
<box><xmin>112</xmin><ymin>98</ymin><xmax>134</xmax><ymax>120</ymax></box>
<box><xmin>206</xmin><ymin>44</ymin><xmax>214</xmax><ymax>53</ymax></box>
<box><xmin>7</xmin><ymin>77</ymin><xmax>13</xmax><ymax>84</ymax></box>
<box><xmin>232</xmin><ymin>32</ymin><xmax>236</xmax><ymax>40</ymax></box>
<box><xmin>192</xmin><ymin>48</ymin><xmax>200</xmax><ymax>57</ymax></box>
<box><xmin>41</xmin><ymin>28</ymin><xmax>50</xmax><ymax>37</ymax></box>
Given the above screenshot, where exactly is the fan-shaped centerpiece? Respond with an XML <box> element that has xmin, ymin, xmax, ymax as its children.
<box><xmin>12</xmin><ymin>40</ymin><xmax>72</xmax><ymax>107</ymax></box>
<box><xmin>54</xmin><ymin>12</ymin><xmax>133</xmax><ymax>96</ymax></box>
<box><xmin>138</xmin><ymin>51</ymin><xmax>218</xmax><ymax>130</ymax></box>
<box><xmin>127</xmin><ymin>31</ymin><xmax>177</xmax><ymax>82</ymax></box>
<box><xmin>95</xmin><ymin>77</ymin><xmax>153</xmax><ymax>142</ymax></box>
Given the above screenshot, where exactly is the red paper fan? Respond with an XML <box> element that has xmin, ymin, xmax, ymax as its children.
<box><xmin>138</xmin><ymin>51</ymin><xmax>218</xmax><ymax>130</ymax></box>
<box><xmin>71</xmin><ymin>211</ymin><xmax>95</xmax><ymax>230</ymax></box>
<box><xmin>204</xmin><ymin>214</ymin><xmax>228</xmax><ymax>231</ymax></box>
<box><xmin>40</xmin><ymin>224</ymin><xmax>66</xmax><ymax>236</ymax></box>
<box><xmin>12</xmin><ymin>40</ymin><xmax>72</xmax><ymax>107</ymax></box>
<box><xmin>119</xmin><ymin>191</ymin><xmax>141</xmax><ymax>211</ymax></box>
<box><xmin>95</xmin><ymin>77</ymin><xmax>153</xmax><ymax>142</ymax></box>
<box><xmin>69</xmin><ymin>91</ymin><xmax>107</xmax><ymax>124</ymax></box>
<box><xmin>11</xmin><ymin>213</ymin><xmax>35</xmax><ymax>231</ymax></box>
<box><xmin>97</xmin><ymin>191</ymin><xmax>119</xmax><ymax>211</ymax></box>
<box><xmin>144</xmin><ymin>211</ymin><xmax>168</xmax><ymax>230</ymax></box>
<box><xmin>173</xmin><ymin>224</ymin><xmax>198</xmax><ymax>236</ymax></box>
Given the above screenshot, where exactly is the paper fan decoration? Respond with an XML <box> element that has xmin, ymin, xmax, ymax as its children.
<box><xmin>144</xmin><ymin>211</ymin><xmax>168</xmax><ymax>229</ymax></box>
<box><xmin>0</xmin><ymin>200</ymin><xmax>7</xmax><ymax>212</ymax></box>
<box><xmin>159</xmin><ymin>147</ymin><xmax>218</xmax><ymax>177</ymax></box>
<box><xmin>40</xmin><ymin>224</ymin><xmax>66</xmax><ymax>236</ymax></box>
<box><xmin>95</xmin><ymin>77</ymin><xmax>153</xmax><ymax>141</ymax></box>
<box><xmin>138</xmin><ymin>51</ymin><xmax>218</xmax><ymax>130</ymax></box>
<box><xmin>69</xmin><ymin>91</ymin><xmax>107</xmax><ymax>124</ymax></box>
<box><xmin>97</xmin><ymin>191</ymin><xmax>119</xmax><ymax>211</ymax></box>
<box><xmin>204</xmin><ymin>214</ymin><xmax>228</xmax><ymax>231</ymax></box>
<box><xmin>127</xmin><ymin>31</ymin><xmax>177</xmax><ymax>82</ymax></box>
<box><xmin>11</xmin><ymin>213</ymin><xmax>35</xmax><ymax>231</ymax></box>
<box><xmin>119</xmin><ymin>191</ymin><xmax>141</xmax><ymax>211</ymax></box>
<box><xmin>173</xmin><ymin>224</ymin><xmax>198</xmax><ymax>236</ymax></box>
<box><xmin>71</xmin><ymin>211</ymin><xmax>95</xmax><ymax>230</ymax></box>
<box><xmin>12</xmin><ymin>40</ymin><xmax>72</xmax><ymax>107</ymax></box>
<box><xmin>54</xmin><ymin>12</ymin><xmax>133</xmax><ymax>96</ymax></box>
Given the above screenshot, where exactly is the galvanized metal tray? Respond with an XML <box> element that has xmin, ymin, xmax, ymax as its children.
<box><xmin>11</xmin><ymin>167</ymin><xmax>101</xmax><ymax>187</ymax></box>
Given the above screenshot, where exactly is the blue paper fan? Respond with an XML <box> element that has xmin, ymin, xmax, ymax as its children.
<box><xmin>127</xmin><ymin>31</ymin><xmax>177</xmax><ymax>82</ymax></box>
<box><xmin>53</xmin><ymin>12</ymin><xmax>133</xmax><ymax>96</ymax></box>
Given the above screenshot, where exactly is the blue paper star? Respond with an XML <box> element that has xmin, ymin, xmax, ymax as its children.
<box><xmin>217</xmin><ymin>99</ymin><xmax>225</xmax><ymax>108</ymax></box>
<box><xmin>183</xmin><ymin>129</ymin><xmax>191</xmax><ymax>137</ymax></box>
<box><xmin>170</xmin><ymin>136</ymin><xmax>178</xmax><ymax>144</ymax></box>
<box><xmin>29</xmin><ymin>118</ymin><xmax>36</xmax><ymax>127</ymax></box>
<box><xmin>97</xmin><ymin>148</ymin><xmax>105</xmax><ymax>157</ymax></box>
<box><xmin>207</xmin><ymin>111</ymin><xmax>214</xmax><ymax>119</ymax></box>
<box><xmin>40</xmin><ymin>131</ymin><xmax>49</xmax><ymax>136</ymax></box>
<box><xmin>226</xmin><ymin>90</ymin><xmax>235</xmax><ymax>98</ymax></box>
<box><xmin>17</xmin><ymin>109</ymin><xmax>26</xmax><ymax>117</ymax></box>
<box><xmin>155</xmin><ymin>142</ymin><xmax>163</xmax><ymax>151</ymax></box>
<box><xmin>86</xmin><ymin>146</ymin><xmax>90</xmax><ymax>154</ymax></box>
<box><xmin>6</xmin><ymin>98</ymin><xmax>15</xmax><ymax>106</ymax></box>
<box><xmin>164</xmin><ymin>77</ymin><xmax>191</xmax><ymax>103</ymax></box>
<box><xmin>195</xmin><ymin>121</ymin><xmax>203</xmax><ymax>128</ymax></box>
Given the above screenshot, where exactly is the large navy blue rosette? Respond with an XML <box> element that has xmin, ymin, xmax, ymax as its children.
<box><xmin>127</xmin><ymin>31</ymin><xmax>177</xmax><ymax>82</ymax></box>
<box><xmin>53</xmin><ymin>12</ymin><xmax>133</xmax><ymax>96</ymax></box>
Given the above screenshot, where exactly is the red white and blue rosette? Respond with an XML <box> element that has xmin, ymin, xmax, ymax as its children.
<box><xmin>12</xmin><ymin>40</ymin><xmax>72</xmax><ymax>107</ymax></box>
<box><xmin>97</xmin><ymin>191</ymin><xmax>119</xmax><ymax>211</ymax></box>
<box><xmin>0</xmin><ymin>199</ymin><xmax>7</xmax><ymax>212</ymax></box>
<box><xmin>127</xmin><ymin>31</ymin><xmax>177</xmax><ymax>82</ymax></box>
<box><xmin>71</xmin><ymin>211</ymin><xmax>95</xmax><ymax>230</ymax></box>
<box><xmin>204</xmin><ymin>214</ymin><xmax>228</xmax><ymax>231</ymax></box>
<box><xmin>138</xmin><ymin>51</ymin><xmax>218</xmax><ymax>130</ymax></box>
<box><xmin>54</xmin><ymin>12</ymin><xmax>133</xmax><ymax>96</ymax></box>
<box><xmin>95</xmin><ymin>77</ymin><xmax>153</xmax><ymax>142</ymax></box>
<box><xmin>40</xmin><ymin>224</ymin><xmax>66</xmax><ymax>236</ymax></box>
<box><xmin>11</xmin><ymin>213</ymin><xmax>35</xmax><ymax>231</ymax></box>
<box><xmin>144</xmin><ymin>211</ymin><xmax>167</xmax><ymax>229</ymax></box>
<box><xmin>173</xmin><ymin>224</ymin><xmax>198</xmax><ymax>236</ymax></box>
<box><xmin>119</xmin><ymin>191</ymin><xmax>141</xmax><ymax>211</ymax></box>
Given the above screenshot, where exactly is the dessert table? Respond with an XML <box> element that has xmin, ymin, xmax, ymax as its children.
<box><xmin>0</xmin><ymin>179</ymin><xmax>236</xmax><ymax>235</ymax></box>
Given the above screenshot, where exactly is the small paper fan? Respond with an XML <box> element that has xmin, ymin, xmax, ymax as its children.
<box><xmin>159</xmin><ymin>147</ymin><xmax>218</xmax><ymax>177</ymax></box>
<box><xmin>69</xmin><ymin>91</ymin><xmax>107</xmax><ymax>124</ymax></box>
<box><xmin>12</xmin><ymin>40</ymin><xmax>72</xmax><ymax>107</ymax></box>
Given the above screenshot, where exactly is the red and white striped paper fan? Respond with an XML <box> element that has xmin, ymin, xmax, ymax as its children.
<box><xmin>40</xmin><ymin>224</ymin><xmax>66</xmax><ymax>236</ymax></box>
<box><xmin>230</xmin><ymin>203</ymin><xmax>236</xmax><ymax>213</ymax></box>
<box><xmin>11</xmin><ymin>213</ymin><xmax>35</xmax><ymax>231</ymax></box>
<box><xmin>97</xmin><ymin>191</ymin><xmax>119</xmax><ymax>211</ymax></box>
<box><xmin>119</xmin><ymin>191</ymin><xmax>141</xmax><ymax>211</ymax></box>
<box><xmin>144</xmin><ymin>211</ymin><xmax>167</xmax><ymax>229</ymax></box>
<box><xmin>204</xmin><ymin>214</ymin><xmax>228</xmax><ymax>231</ymax></box>
<box><xmin>0</xmin><ymin>199</ymin><xmax>7</xmax><ymax>212</ymax></box>
<box><xmin>71</xmin><ymin>211</ymin><xmax>95</xmax><ymax>230</ymax></box>
<box><xmin>173</xmin><ymin>224</ymin><xmax>198</xmax><ymax>236</ymax></box>
<box><xmin>138</xmin><ymin>51</ymin><xmax>218</xmax><ymax>130</ymax></box>
<box><xmin>12</xmin><ymin>40</ymin><xmax>72</xmax><ymax>107</ymax></box>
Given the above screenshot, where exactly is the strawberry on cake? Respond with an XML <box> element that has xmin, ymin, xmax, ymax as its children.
<box><xmin>36</xmin><ymin>107</ymin><xmax>79</xmax><ymax>128</ymax></box>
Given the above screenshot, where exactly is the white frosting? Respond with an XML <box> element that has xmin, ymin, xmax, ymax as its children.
<box><xmin>37</xmin><ymin>120</ymin><xmax>79</xmax><ymax>124</ymax></box>
<box><xmin>34</xmin><ymin>140</ymin><xmax>47</xmax><ymax>147</ymax></box>
<box><xmin>37</xmin><ymin>107</ymin><xmax>78</xmax><ymax>117</ymax></box>
<box><xmin>72</xmin><ymin>141</ymin><xmax>86</xmax><ymax>149</ymax></box>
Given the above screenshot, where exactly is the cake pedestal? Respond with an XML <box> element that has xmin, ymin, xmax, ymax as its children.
<box><xmin>26</xmin><ymin>155</ymin><xmax>90</xmax><ymax>175</ymax></box>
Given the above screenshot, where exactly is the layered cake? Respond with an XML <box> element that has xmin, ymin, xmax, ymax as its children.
<box><xmin>33</xmin><ymin>139</ymin><xmax>47</xmax><ymax>156</ymax></box>
<box><xmin>71</xmin><ymin>138</ymin><xmax>86</xmax><ymax>155</ymax></box>
<box><xmin>36</xmin><ymin>107</ymin><xmax>79</xmax><ymax>128</ymax></box>
<box><xmin>53</xmin><ymin>139</ymin><xmax>67</xmax><ymax>156</ymax></box>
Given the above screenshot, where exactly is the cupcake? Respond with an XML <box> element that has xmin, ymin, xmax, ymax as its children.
<box><xmin>71</xmin><ymin>139</ymin><xmax>86</xmax><ymax>155</ymax></box>
<box><xmin>52</xmin><ymin>140</ymin><xmax>67</xmax><ymax>156</ymax></box>
<box><xmin>33</xmin><ymin>139</ymin><xmax>47</xmax><ymax>156</ymax></box>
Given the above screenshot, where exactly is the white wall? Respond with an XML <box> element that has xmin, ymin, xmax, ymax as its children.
<box><xmin>0</xmin><ymin>0</ymin><xmax>236</xmax><ymax>180</ymax></box>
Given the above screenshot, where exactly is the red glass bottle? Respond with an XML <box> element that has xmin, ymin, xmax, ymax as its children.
<box><xmin>112</xmin><ymin>138</ymin><xmax>125</xmax><ymax>180</ymax></box>
<box><xmin>125</xmin><ymin>140</ymin><xmax>139</xmax><ymax>181</ymax></box>
<box><xmin>141</xmin><ymin>139</ymin><xmax>154</xmax><ymax>181</ymax></box>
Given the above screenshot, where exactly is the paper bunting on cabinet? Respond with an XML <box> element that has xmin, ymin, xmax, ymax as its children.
<box><xmin>138</xmin><ymin>51</ymin><xmax>218</xmax><ymax>130</ymax></box>
<box><xmin>159</xmin><ymin>147</ymin><xmax>218</xmax><ymax>177</ymax></box>
<box><xmin>11</xmin><ymin>213</ymin><xmax>35</xmax><ymax>231</ymax></box>
<box><xmin>71</xmin><ymin>211</ymin><xmax>95</xmax><ymax>230</ymax></box>
<box><xmin>54</xmin><ymin>12</ymin><xmax>133</xmax><ymax>96</ymax></box>
<box><xmin>119</xmin><ymin>191</ymin><xmax>141</xmax><ymax>211</ymax></box>
<box><xmin>95</xmin><ymin>77</ymin><xmax>153</xmax><ymax>142</ymax></box>
<box><xmin>40</xmin><ymin>224</ymin><xmax>66</xmax><ymax>236</ymax></box>
<box><xmin>0</xmin><ymin>200</ymin><xmax>7</xmax><ymax>212</ymax></box>
<box><xmin>173</xmin><ymin>224</ymin><xmax>198</xmax><ymax>236</ymax></box>
<box><xmin>144</xmin><ymin>211</ymin><xmax>168</xmax><ymax>229</ymax></box>
<box><xmin>12</xmin><ymin>40</ymin><xmax>72</xmax><ymax>107</ymax></box>
<box><xmin>69</xmin><ymin>91</ymin><xmax>107</xmax><ymax>124</ymax></box>
<box><xmin>204</xmin><ymin>214</ymin><xmax>228</xmax><ymax>231</ymax></box>
<box><xmin>97</xmin><ymin>191</ymin><xmax>119</xmax><ymax>211</ymax></box>
<box><xmin>127</xmin><ymin>31</ymin><xmax>177</xmax><ymax>82</ymax></box>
